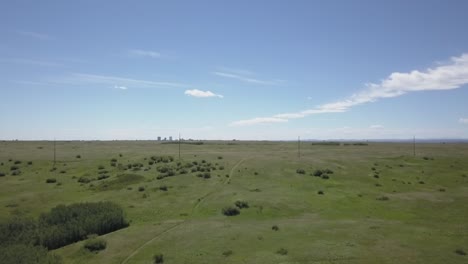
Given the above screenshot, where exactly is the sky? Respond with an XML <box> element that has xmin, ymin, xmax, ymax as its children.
<box><xmin>1</xmin><ymin>0</ymin><xmax>468</xmax><ymax>140</ymax></box>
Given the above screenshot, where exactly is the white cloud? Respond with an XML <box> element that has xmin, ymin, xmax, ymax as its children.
<box><xmin>213</xmin><ymin>70</ymin><xmax>283</xmax><ymax>85</ymax></box>
<box><xmin>16</xmin><ymin>30</ymin><xmax>52</xmax><ymax>40</ymax></box>
<box><xmin>128</xmin><ymin>49</ymin><xmax>161</xmax><ymax>58</ymax></box>
<box><xmin>48</xmin><ymin>73</ymin><xmax>187</xmax><ymax>88</ymax></box>
<box><xmin>114</xmin><ymin>85</ymin><xmax>128</xmax><ymax>90</ymax></box>
<box><xmin>184</xmin><ymin>89</ymin><xmax>223</xmax><ymax>98</ymax></box>
<box><xmin>230</xmin><ymin>117</ymin><xmax>288</xmax><ymax>127</ymax></box>
<box><xmin>2</xmin><ymin>58</ymin><xmax>62</xmax><ymax>67</ymax></box>
<box><xmin>370</xmin><ymin>125</ymin><xmax>384</xmax><ymax>129</ymax></box>
<box><xmin>232</xmin><ymin>53</ymin><xmax>468</xmax><ymax>126</ymax></box>
<box><xmin>459</xmin><ymin>118</ymin><xmax>468</xmax><ymax>124</ymax></box>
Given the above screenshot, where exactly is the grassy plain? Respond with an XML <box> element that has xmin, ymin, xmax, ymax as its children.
<box><xmin>1</xmin><ymin>140</ymin><xmax>467</xmax><ymax>263</ymax></box>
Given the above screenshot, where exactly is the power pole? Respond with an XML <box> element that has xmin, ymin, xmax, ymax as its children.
<box><xmin>178</xmin><ymin>133</ymin><xmax>181</xmax><ymax>160</ymax></box>
<box><xmin>53</xmin><ymin>138</ymin><xmax>56</xmax><ymax>167</ymax></box>
<box><xmin>298</xmin><ymin>136</ymin><xmax>301</xmax><ymax>158</ymax></box>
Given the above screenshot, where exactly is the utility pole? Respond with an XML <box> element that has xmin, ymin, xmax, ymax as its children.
<box><xmin>178</xmin><ymin>133</ymin><xmax>181</xmax><ymax>160</ymax></box>
<box><xmin>298</xmin><ymin>136</ymin><xmax>301</xmax><ymax>158</ymax></box>
<box><xmin>53</xmin><ymin>138</ymin><xmax>56</xmax><ymax>168</ymax></box>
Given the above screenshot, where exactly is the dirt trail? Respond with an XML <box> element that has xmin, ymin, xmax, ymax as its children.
<box><xmin>121</xmin><ymin>158</ymin><xmax>247</xmax><ymax>264</ymax></box>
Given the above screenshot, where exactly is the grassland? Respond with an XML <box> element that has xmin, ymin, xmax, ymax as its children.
<box><xmin>1</xmin><ymin>140</ymin><xmax>467</xmax><ymax>263</ymax></box>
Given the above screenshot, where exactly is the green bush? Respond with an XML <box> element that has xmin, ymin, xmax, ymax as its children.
<box><xmin>153</xmin><ymin>253</ymin><xmax>164</xmax><ymax>263</ymax></box>
<box><xmin>272</xmin><ymin>225</ymin><xmax>279</xmax><ymax>231</ymax></box>
<box><xmin>222</xmin><ymin>250</ymin><xmax>233</xmax><ymax>257</ymax></box>
<box><xmin>83</xmin><ymin>236</ymin><xmax>107</xmax><ymax>252</ymax></box>
<box><xmin>222</xmin><ymin>206</ymin><xmax>240</xmax><ymax>216</ymax></box>
<box><xmin>313</xmin><ymin>170</ymin><xmax>323</xmax><ymax>176</ymax></box>
<box><xmin>97</xmin><ymin>174</ymin><xmax>110</xmax><ymax>180</ymax></box>
<box><xmin>14</xmin><ymin>160</ymin><xmax>22</xmax><ymax>165</ymax></box>
<box><xmin>76</xmin><ymin>155</ymin><xmax>81</xmax><ymax>158</ymax></box>
<box><xmin>455</xmin><ymin>248</ymin><xmax>466</xmax><ymax>255</ymax></box>
<box><xmin>296</xmin><ymin>168</ymin><xmax>305</xmax><ymax>174</ymax></box>
<box><xmin>0</xmin><ymin>172</ymin><xmax>5</xmax><ymax>177</ymax></box>
<box><xmin>11</xmin><ymin>170</ymin><xmax>21</xmax><ymax>176</ymax></box>
<box><xmin>10</xmin><ymin>165</ymin><xmax>19</xmax><ymax>171</ymax></box>
<box><xmin>276</xmin><ymin>248</ymin><xmax>288</xmax><ymax>255</ymax></box>
<box><xmin>138</xmin><ymin>186</ymin><xmax>145</xmax><ymax>192</ymax></box>
<box><xmin>46</xmin><ymin>178</ymin><xmax>57</xmax><ymax>183</ymax></box>
<box><xmin>376</xmin><ymin>196</ymin><xmax>389</xmax><ymax>201</ymax></box>
<box><xmin>78</xmin><ymin>177</ymin><xmax>91</xmax><ymax>183</ymax></box>
<box><xmin>235</xmin><ymin>200</ymin><xmax>249</xmax><ymax>209</ymax></box>
<box><xmin>317</xmin><ymin>190</ymin><xmax>324</xmax><ymax>195</ymax></box>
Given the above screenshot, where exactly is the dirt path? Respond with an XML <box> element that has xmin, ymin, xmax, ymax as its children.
<box><xmin>121</xmin><ymin>158</ymin><xmax>247</xmax><ymax>264</ymax></box>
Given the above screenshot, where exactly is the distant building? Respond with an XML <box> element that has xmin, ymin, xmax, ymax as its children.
<box><xmin>163</xmin><ymin>137</ymin><xmax>167</xmax><ymax>141</ymax></box>
<box><xmin>169</xmin><ymin>136</ymin><xmax>173</xmax><ymax>141</ymax></box>
<box><xmin>157</xmin><ymin>136</ymin><xmax>161</xmax><ymax>141</ymax></box>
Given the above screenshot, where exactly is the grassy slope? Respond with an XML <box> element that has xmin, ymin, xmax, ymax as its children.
<box><xmin>0</xmin><ymin>141</ymin><xmax>467</xmax><ymax>263</ymax></box>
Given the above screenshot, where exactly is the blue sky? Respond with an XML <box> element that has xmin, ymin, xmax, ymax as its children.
<box><xmin>1</xmin><ymin>0</ymin><xmax>468</xmax><ymax>140</ymax></box>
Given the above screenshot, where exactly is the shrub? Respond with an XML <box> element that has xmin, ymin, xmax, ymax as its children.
<box><xmin>218</xmin><ymin>156</ymin><xmax>223</xmax><ymax>159</ymax></box>
<box><xmin>296</xmin><ymin>169</ymin><xmax>305</xmax><ymax>174</ymax></box>
<box><xmin>60</xmin><ymin>170</ymin><xmax>66</xmax><ymax>174</ymax></box>
<box><xmin>119</xmin><ymin>153</ymin><xmax>123</xmax><ymax>157</ymax></box>
<box><xmin>10</xmin><ymin>165</ymin><xmax>19</xmax><ymax>171</ymax></box>
<box><xmin>418</xmin><ymin>181</ymin><xmax>425</xmax><ymax>184</ymax></box>
<box><xmin>439</xmin><ymin>188</ymin><xmax>446</xmax><ymax>192</ymax></box>
<box><xmin>317</xmin><ymin>190</ymin><xmax>324</xmax><ymax>195</ymax></box>
<box><xmin>222</xmin><ymin>250</ymin><xmax>233</xmax><ymax>257</ymax></box>
<box><xmin>11</xmin><ymin>170</ymin><xmax>21</xmax><ymax>176</ymax></box>
<box><xmin>313</xmin><ymin>170</ymin><xmax>323</xmax><ymax>176</ymax></box>
<box><xmin>159</xmin><ymin>186</ymin><xmax>168</xmax><ymax>191</ymax></box>
<box><xmin>455</xmin><ymin>248</ymin><xmax>466</xmax><ymax>256</ymax></box>
<box><xmin>374</xmin><ymin>174</ymin><xmax>379</xmax><ymax>178</ymax></box>
<box><xmin>321</xmin><ymin>174</ymin><xmax>329</xmax><ymax>179</ymax></box>
<box><xmin>76</xmin><ymin>155</ymin><xmax>81</xmax><ymax>158</ymax></box>
<box><xmin>276</xmin><ymin>248</ymin><xmax>288</xmax><ymax>255</ymax></box>
<box><xmin>272</xmin><ymin>225</ymin><xmax>279</xmax><ymax>231</ymax></box>
<box><xmin>235</xmin><ymin>200</ymin><xmax>249</xmax><ymax>209</ymax></box>
<box><xmin>153</xmin><ymin>254</ymin><xmax>164</xmax><ymax>263</ymax></box>
<box><xmin>83</xmin><ymin>236</ymin><xmax>107</xmax><ymax>252</ymax></box>
<box><xmin>78</xmin><ymin>177</ymin><xmax>91</xmax><ymax>183</ymax></box>
<box><xmin>111</xmin><ymin>158</ymin><xmax>117</xmax><ymax>162</ymax></box>
<box><xmin>97</xmin><ymin>174</ymin><xmax>110</xmax><ymax>180</ymax></box>
<box><xmin>138</xmin><ymin>186</ymin><xmax>145</xmax><ymax>192</ymax></box>
<box><xmin>0</xmin><ymin>172</ymin><xmax>5</xmax><ymax>177</ymax></box>
<box><xmin>14</xmin><ymin>160</ymin><xmax>22</xmax><ymax>164</ymax></box>
<box><xmin>46</xmin><ymin>178</ymin><xmax>57</xmax><ymax>183</ymax></box>
<box><xmin>27</xmin><ymin>161</ymin><xmax>33</xmax><ymax>165</ymax></box>
<box><xmin>203</xmin><ymin>172</ymin><xmax>211</xmax><ymax>179</ymax></box>
<box><xmin>324</xmin><ymin>168</ymin><xmax>334</xmax><ymax>174</ymax></box>
<box><xmin>111</xmin><ymin>162</ymin><xmax>117</xmax><ymax>167</ymax></box>
<box><xmin>376</xmin><ymin>196</ymin><xmax>389</xmax><ymax>201</ymax></box>
<box><xmin>222</xmin><ymin>206</ymin><xmax>240</xmax><ymax>216</ymax></box>
<box><xmin>219</xmin><ymin>166</ymin><xmax>224</xmax><ymax>170</ymax></box>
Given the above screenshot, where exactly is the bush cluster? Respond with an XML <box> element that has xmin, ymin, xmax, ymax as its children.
<box><xmin>83</xmin><ymin>236</ymin><xmax>107</xmax><ymax>252</ymax></box>
<box><xmin>222</xmin><ymin>206</ymin><xmax>240</xmax><ymax>216</ymax></box>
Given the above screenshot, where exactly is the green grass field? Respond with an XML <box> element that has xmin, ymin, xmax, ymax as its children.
<box><xmin>1</xmin><ymin>141</ymin><xmax>467</xmax><ymax>263</ymax></box>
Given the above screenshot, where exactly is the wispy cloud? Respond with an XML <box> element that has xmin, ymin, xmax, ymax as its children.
<box><xmin>231</xmin><ymin>53</ymin><xmax>468</xmax><ymax>126</ymax></box>
<box><xmin>370</xmin><ymin>125</ymin><xmax>384</xmax><ymax>129</ymax></box>
<box><xmin>230</xmin><ymin>117</ymin><xmax>288</xmax><ymax>126</ymax></box>
<box><xmin>16</xmin><ymin>30</ymin><xmax>52</xmax><ymax>40</ymax></box>
<box><xmin>185</xmin><ymin>89</ymin><xmax>223</xmax><ymax>98</ymax></box>
<box><xmin>1</xmin><ymin>58</ymin><xmax>63</xmax><ymax>67</ymax></box>
<box><xmin>128</xmin><ymin>49</ymin><xmax>161</xmax><ymax>58</ymax></box>
<box><xmin>114</xmin><ymin>85</ymin><xmax>128</xmax><ymax>90</ymax></box>
<box><xmin>459</xmin><ymin>118</ymin><xmax>468</xmax><ymax>124</ymax></box>
<box><xmin>213</xmin><ymin>68</ymin><xmax>284</xmax><ymax>85</ymax></box>
<box><xmin>48</xmin><ymin>73</ymin><xmax>187</xmax><ymax>88</ymax></box>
